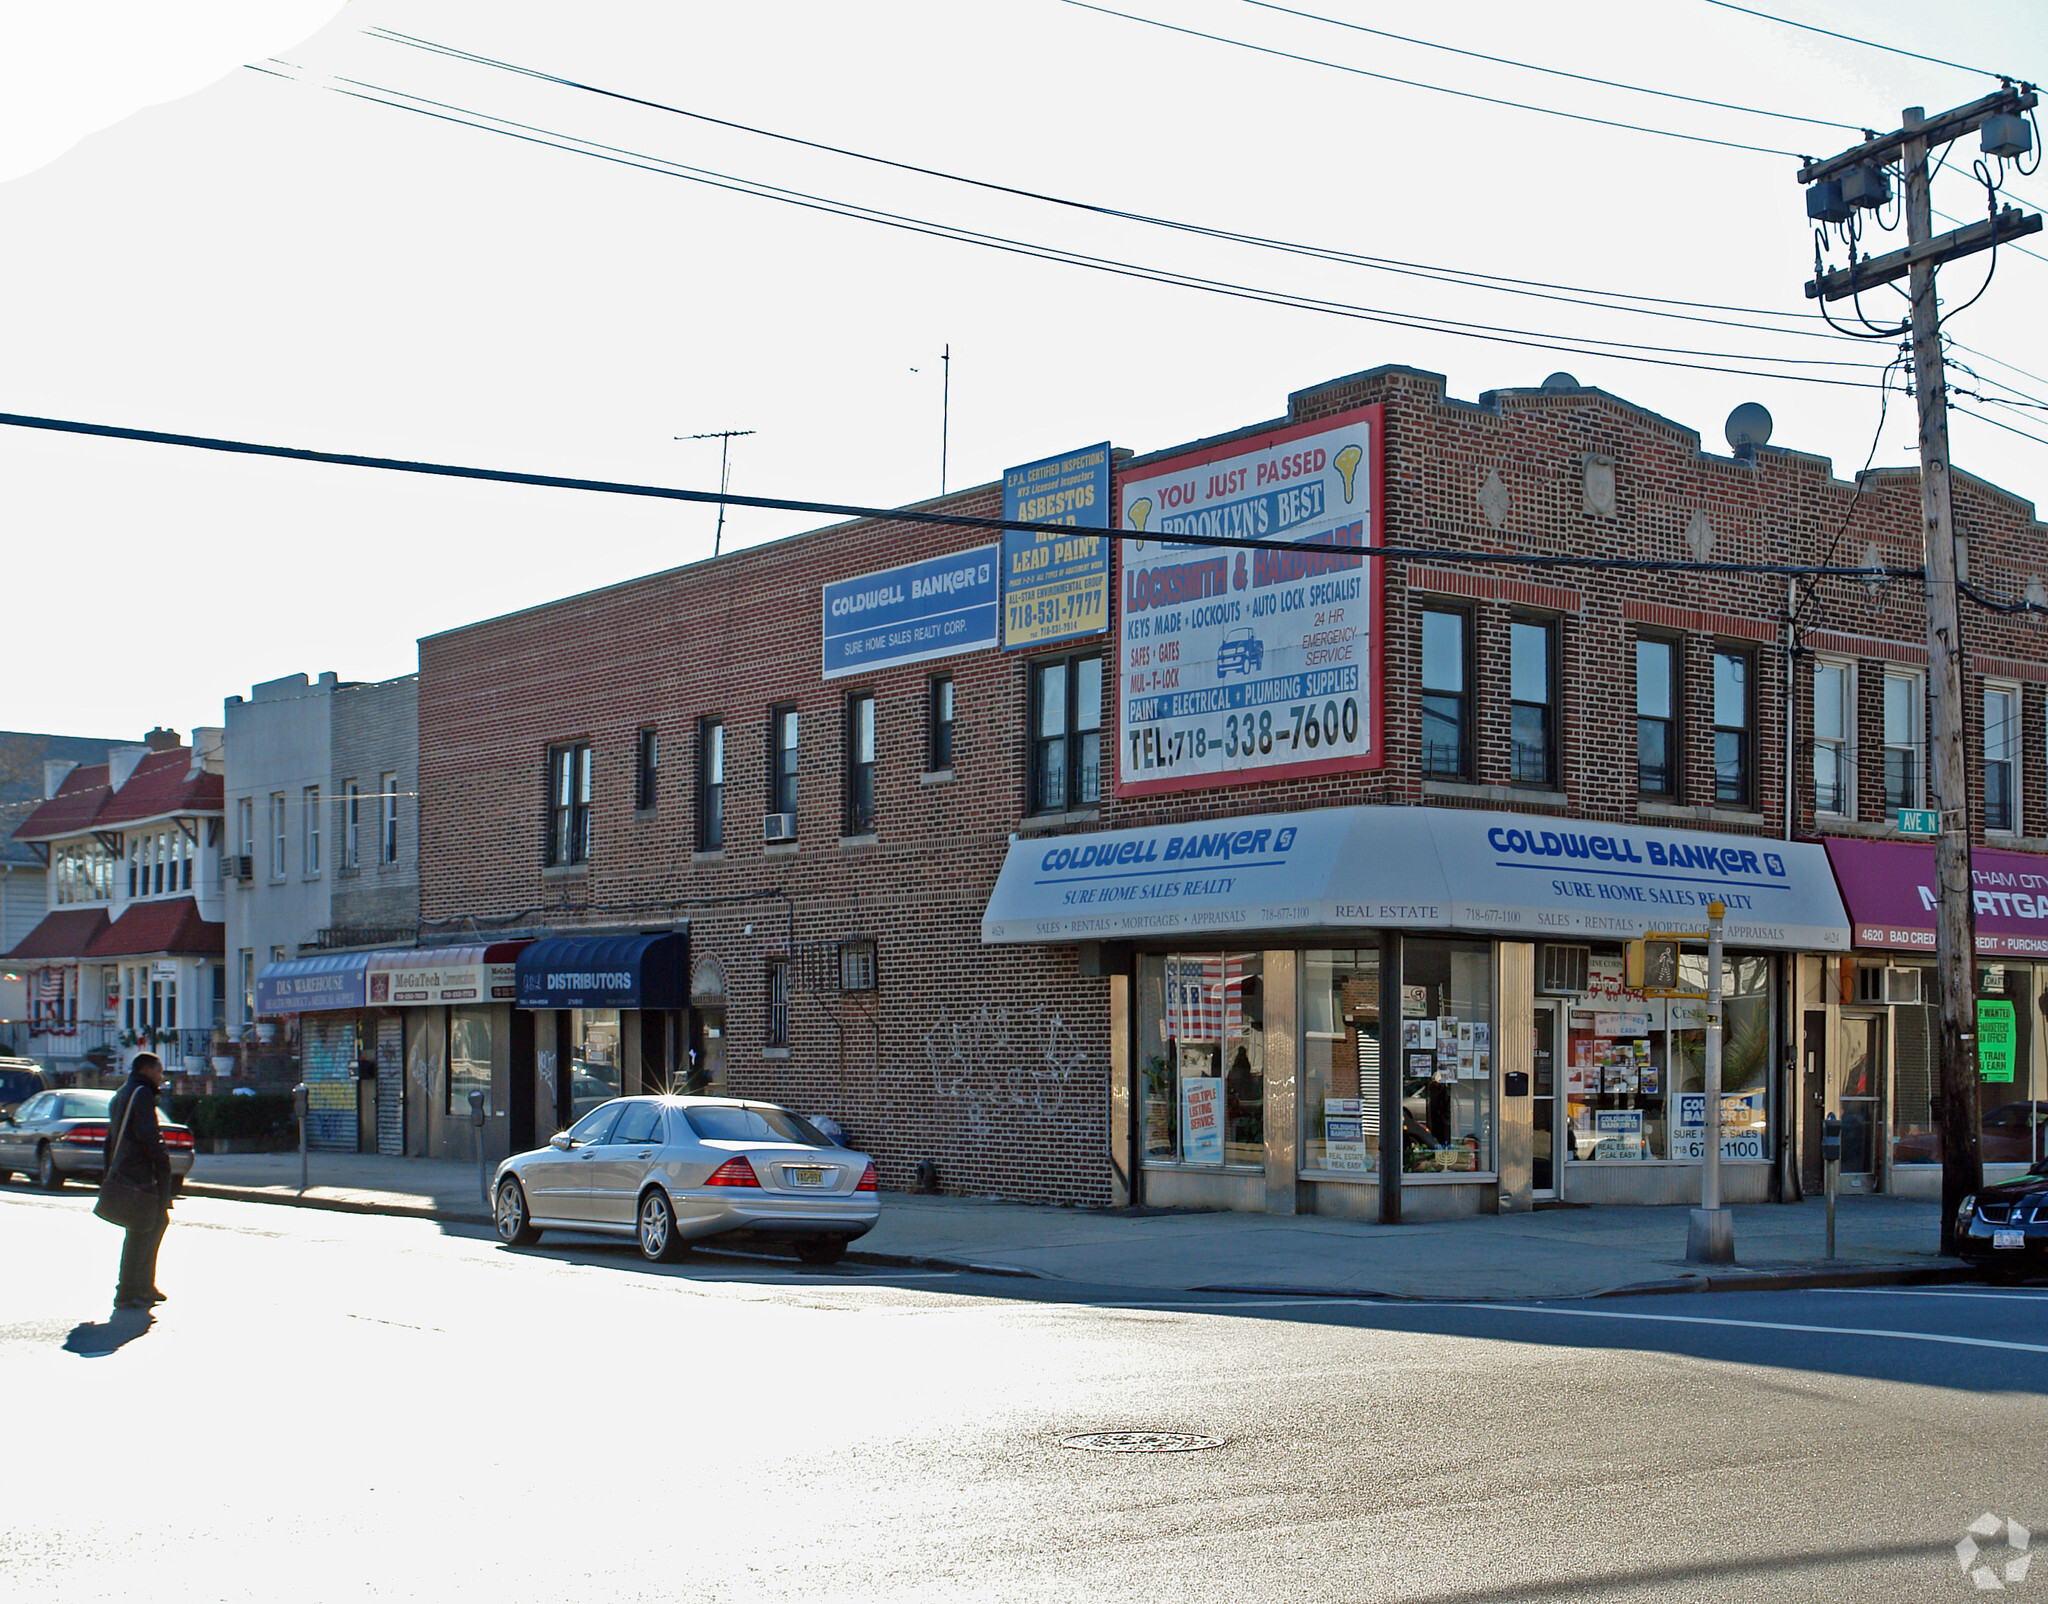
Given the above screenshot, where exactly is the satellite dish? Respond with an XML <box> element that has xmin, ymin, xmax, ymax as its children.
<box><xmin>1541</xmin><ymin>371</ymin><xmax>1580</xmax><ymax>392</ymax></box>
<box><xmin>1725</xmin><ymin>402</ymin><xmax>1774</xmax><ymax>451</ymax></box>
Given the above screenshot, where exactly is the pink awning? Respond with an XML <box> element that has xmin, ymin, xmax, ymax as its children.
<box><xmin>1823</xmin><ymin>836</ymin><xmax>2048</xmax><ymax>957</ymax></box>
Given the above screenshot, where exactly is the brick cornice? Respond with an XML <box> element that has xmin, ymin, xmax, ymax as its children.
<box><xmin>1622</xmin><ymin>599</ymin><xmax>1776</xmax><ymax>642</ymax></box>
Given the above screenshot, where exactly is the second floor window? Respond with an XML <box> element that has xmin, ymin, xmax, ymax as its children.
<box><xmin>1636</xmin><ymin>638</ymin><xmax>1677</xmax><ymax>797</ymax></box>
<box><xmin>237</xmin><ymin>797</ymin><xmax>254</xmax><ymax>862</ymax></box>
<box><xmin>1812</xmin><ymin>660</ymin><xmax>1852</xmax><ymax>817</ymax></box>
<box><xmin>769</xmin><ymin>706</ymin><xmax>800</xmax><ymax>818</ymax></box>
<box><xmin>304</xmin><ymin>785</ymin><xmax>322</xmax><ymax>874</ymax></box>
<box><xmin>1509</xmin><ymin>617</ymin><xmax>1556</xmax><ymax>786</ymax></box>
<box><xmin>546</xmin><ymin>743</ymin><xmax>592</xmax><ymax>867</ymax></box>
<box><xmin>1713</xmin><ymin>649</ymin><xmax>1752</xmax><ymax>808</ymax></box>
<box><xmin>929</xmin><ymin>674</ymin><xmax>955</xmax><ymax>771</ymax></box>
<box><xmin>698</xmin><ymin>719</ymin><xmax>725</xmax><ymax>850</ymax></box>
<box><xmin>381</xmin><ymin>773</ymin><xmax>399</xmax><ymax>864</ymax></box>
<box><xmin>845</xmin><ymin>692</ymin><xmax>876</xmax><ymax>834</ymax></box>
<box><xmin>1884</xmin><ymin>670</ymin><xmax>1924</xmax><ymax>811</ymax></box>
<box><xmin>270</xmin><ymin>792</ymin><xmax>287</xmax><ymax>879</ymax></box>
<box><xmin>1030</xmin><ymin>654</ymin><xmax>1102</xmax><ymax>813</ymax></box>
<box><xmin>1985</xmin><ymin>682</ymin><xmax>2020</xmax><ymax>833</ymax></box>
<box><xmin>635</xmin><ymin>727</ymin><xmax>660</xmax><ymax>812</ymax></box>
<box><xmin>342</xmin><ymin>780</ymin><xmax>361</xmax><ymax>869</ymax></box>
<box><xmin>1420</xmin><ymin>608</ymin><xmax>1469</xmax><ymax>779</ymax></box>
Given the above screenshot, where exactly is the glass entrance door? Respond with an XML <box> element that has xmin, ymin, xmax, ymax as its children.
<box><xmin>1532</xmin><ymin>1001</ymin><xmax>1558</xmax><ymax>1196</ymax></box>
<box><xmin>1839</xmin><ymin>1013</ymin><xmax>1886</xmax><ymax>1194</ymax></box>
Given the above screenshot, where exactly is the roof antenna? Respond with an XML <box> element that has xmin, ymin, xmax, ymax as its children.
<box><xmin>675</xmin><ymin>429</ymin><xmax>755</xmax><ymax>556</ymax></box>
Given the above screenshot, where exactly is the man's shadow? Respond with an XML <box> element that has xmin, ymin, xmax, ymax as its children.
<box><xmin>64</xmin><ymin>1307</ymin><xmax>154</xmax><ymax>1357</ymax></box>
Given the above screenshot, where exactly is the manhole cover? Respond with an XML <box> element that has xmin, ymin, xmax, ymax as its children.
<box><xmin>1060</xmin><ymin>1431</ymin><xmax>1224</xmax><ymax>1453</ymax></box>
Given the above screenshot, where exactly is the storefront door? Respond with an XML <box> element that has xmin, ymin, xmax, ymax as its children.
<box><xmin>1532</xmin><ymin>1002</ymin><xmax>1558</xmax><ymax>1197</ymax></box>
<box><xmin>1839</xmin><ymin>1013</ymin><xmax>1886</xmax><ymax>1194</ymax></box>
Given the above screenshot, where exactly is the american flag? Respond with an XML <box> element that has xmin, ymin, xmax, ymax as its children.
<box><xmin>36</xmin><ymin>968</ymin><xmax>62</xmax><ymax>1002</ymax></box>
<box><xmin>1166</xmin><ymin>954</ymin><xmax>1253</xmax><ymax>1041</ymax></box>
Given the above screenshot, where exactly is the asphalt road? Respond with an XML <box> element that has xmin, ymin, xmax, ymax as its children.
<box><xmin>4</xmin><ymin>1182</ymin><xmax>2043</xmax><ymax>1603</ymax></box>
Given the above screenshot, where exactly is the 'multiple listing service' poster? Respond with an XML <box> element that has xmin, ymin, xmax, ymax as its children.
<box><xmin>1115</xmin><ymin>404</ymin><xmax>1382</xmax><ymax>797</ymax></box>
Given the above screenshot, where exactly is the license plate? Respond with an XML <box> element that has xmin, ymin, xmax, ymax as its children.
<box><xmin>1994</xmin><ymin>1229</ymin><xmax>2026</xmax><ymax>1250</ymax></box>
<box><xmin>786</xmin><ymin>1167</ymin><xmax>827</xmax><ymax>1188</ymax></box>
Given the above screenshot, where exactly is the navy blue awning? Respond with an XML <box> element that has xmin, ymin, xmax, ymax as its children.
<box><xmin>514</xmin><ymin>932</ymin><xmax>689</xmax><ymax>1010</ymax></box>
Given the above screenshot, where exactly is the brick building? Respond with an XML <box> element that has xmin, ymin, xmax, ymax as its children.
<box><xmin>412</xmin><ymin>364</ymin><xmax>2048</xmax><ymax>1220</ymax></box>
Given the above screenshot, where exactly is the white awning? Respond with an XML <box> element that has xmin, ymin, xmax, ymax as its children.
<box><xmin>981</xmin><ymin>805</ymin><xmax>1849</xmax><ymax>952</ymax></box>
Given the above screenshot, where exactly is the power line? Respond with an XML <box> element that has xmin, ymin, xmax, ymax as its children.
<box><xmin>1060</xmin><ymin>0</ymin><xmax>1805</xmax><ymax>157</ymax></box>
<box><xmin>0</xmin><ymin>407</ymin><xmax>1925</xmax><ymax>580</ymax></box>
<box><xmin>1698</xmin><ymin>0</ymin><xmax>2007</xmax><ymax>80</ymax></box>
<box><xmin>274</xmin><ymin>68</ymin><xmax>1887</xmax><ymax>389</ymax></box>
<box><xmin>363</xmin><ymin>26</ymin><xmax>1838</xmax><ymax>337</ymax></box>
<box><xmin>1236</xmin><ymin>0</ymin><xmax>1863</xmax><ymax>131</ymax></box>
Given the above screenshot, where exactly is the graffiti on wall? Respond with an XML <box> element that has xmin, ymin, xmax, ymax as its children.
<box><xmin>916</xmin><ymin>1003</ymin><xmax>1096</xmax><ymax>1140</ymax></box>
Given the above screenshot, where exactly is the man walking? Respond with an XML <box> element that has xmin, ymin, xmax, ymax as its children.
<box><xmin>105</xmin><ymin>1051</ymin><xmax>173</xmax><ymax>1311</ymax></box>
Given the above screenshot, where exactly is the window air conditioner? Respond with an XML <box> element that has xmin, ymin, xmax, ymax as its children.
<box><xmin>235</xmin><ymin>854</ymin><xmax>254</xmax><ymax>881</ymax></box>
<box><xmin>762</xmin><ymin>812</ymin><xmax>797</xmax><ymax>844</ymax></box>
<box><xmin>1882</xmin><ymin>967</ymin><xmax>1922</xmax><ymax>1006</ymax></box>
<box><xmin>1538</xmin><ymin>944</ymin><xmax>1590</xmax><ymax>995</ymax></box>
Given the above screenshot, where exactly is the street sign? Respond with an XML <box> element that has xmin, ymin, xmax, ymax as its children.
<box><xmin>1897</xmin><ymin>808</ymin><xmax>1941</xmax><ymax>835</ymax></box>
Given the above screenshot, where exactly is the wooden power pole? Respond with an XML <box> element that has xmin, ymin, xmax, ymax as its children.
<box><xmin>1800</xmin><ymin>86</ymin><xmax>2039</xmax><ymax>1253</ymax></box>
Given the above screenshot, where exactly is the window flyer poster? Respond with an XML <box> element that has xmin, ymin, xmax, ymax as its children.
<box><xmin>1182</xmin><ymin>1076</ymin><xmax>1223</xmax><ymax>1164</ymax></box>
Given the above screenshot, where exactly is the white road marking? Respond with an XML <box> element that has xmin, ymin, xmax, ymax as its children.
<box><xmin>1445</xmin><ymin>1303</ymin><xmax>2048</xmax><ymax>1355</ymax></box>
<box><xmin>1825</xmin><ymin>1287</ymin><xmax>2048</xmax><ymax>1302</ymax></box>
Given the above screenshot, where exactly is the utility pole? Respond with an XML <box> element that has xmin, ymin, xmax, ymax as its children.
<box><xmin>676</xmin><ymin>429</ymin><xmax>755</xmax><ymax>557</ymax></box>
<box><xmin>940</xmin><ymin>343</ymin><xmax>951</xmax><ymax>496</ymax></box>
<box><xmin>1800</xmin><ymin>86</ymin><xmax>2039</xmax><ymax>1253</ymax></box>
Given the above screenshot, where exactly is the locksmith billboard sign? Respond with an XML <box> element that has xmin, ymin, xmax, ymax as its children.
<box><xmin>822</xmin><ymin>545</ymin><xmax>1000</xmax><ymax>680</ymax></box>
<box><xmin>1002</xmin><ymin>441</ymin><xmax>1111</xmax><ymax>650</ymax></box>
<box><xmin>1115</xmin><ymin>404</ymin><xmax>1383</xmax><ymax>797</ymax></box>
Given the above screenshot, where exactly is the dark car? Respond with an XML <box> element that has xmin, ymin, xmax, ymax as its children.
<box><xmin>0</xmin><ymin>1088</ymin><xmax>195</xmax><ymax>1192</ymax></box>
<box><xmin>1956</xmin><ymin>1157</ymin><xmax>2048</xmax><ymax>1276</ymax></box>
<box><xmin>0</xmin><ymin>1061</ymin><xmax>45</xmax><ymax>1120</ymax></box>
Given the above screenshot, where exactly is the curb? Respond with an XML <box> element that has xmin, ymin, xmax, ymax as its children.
<box><xmin>1194</xmin><ymin>1262</ymin><xmax>1989</xmax><ymax>1303</ymax></box>
<box><xmin>177</xmin><ymin>1182</ymin><xmax>1044</xmax><ymax>1278</ymax></box>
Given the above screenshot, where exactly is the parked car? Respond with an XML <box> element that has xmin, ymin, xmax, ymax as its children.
<box><xmin>1215</xmin><ymin>627</ymin><xmax>1265</xmax><ymax>678</ymax></box>
<box><xmin>0</xmin><ymin>1088</ymin><xmax>195</xmax><ymax>1192</ymax></box>
<box><xmin>0</xmin><ymin>1061</ymin><xmax>45</xmax><ymax>1119</ymax></box>
<box><xmin>491</xmin><ymin>1095</ymin><xmax>879</xmax><ymax>1266</ymax></box>
<box><xmin>1894</xmin><ymin>1101</ymin><xmax>2048</xmax><ymax>1167</ymax></box>
<box><xmin>1955</xmin><ymin>1156</ymin><xmax>2048</xmax><ymax>1275</ymax></box>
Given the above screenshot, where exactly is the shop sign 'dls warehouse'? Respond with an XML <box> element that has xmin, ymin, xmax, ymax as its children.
<box><xmin>1117</xmin><ymin>404</ymin><xmax>1383</xmax><ymax>796</ymax></box>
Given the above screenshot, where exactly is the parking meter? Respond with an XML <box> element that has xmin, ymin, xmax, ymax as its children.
<box><xmin>292</xmin><ymin>1082</ymin><xmax>310</xmax><ymax>1192</ymax></box>
<box><xmin>469</xmin><ymin>1089</ymin><xmax>488</xmax><ymax>1207</ymax></box>
<box><xmin>1821</xmin><ymin>1111</ymin><xmax>1841</xmax><ymax>1260</ymax></box>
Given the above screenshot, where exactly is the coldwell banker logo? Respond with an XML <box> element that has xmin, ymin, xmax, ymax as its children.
<box><xmin>1957</xmin><ymin>1513</ymin><xmax>2031</xmax><ymax>1591</ymax></box>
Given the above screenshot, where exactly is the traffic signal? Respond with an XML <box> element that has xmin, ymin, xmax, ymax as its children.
<box><xmin>1625</xmin><ymin>938</ymin><xmax>1682</xmax><ymax>993</ymax></box>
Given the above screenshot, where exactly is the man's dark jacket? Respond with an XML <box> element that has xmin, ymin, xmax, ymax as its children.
<box><xmin>105</xmin><ymin>1070</ymin><xmax>171</xmax><ymax>1203</ymax></box>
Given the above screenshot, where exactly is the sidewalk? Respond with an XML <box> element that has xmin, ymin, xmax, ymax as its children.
<box><xmin>183</xmin><ymin>1151</ymin><xmax>1976</xmax><ymax>1300</ymax></box>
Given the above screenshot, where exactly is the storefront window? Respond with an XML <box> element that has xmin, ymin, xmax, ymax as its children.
<box><xmin>449</xmin><ymin>1007</ymin><xmax>492</xmax><ymax>1115</ymax></box>
<box><xmin>1400</xmin><ymin>939</ymin><xmax>1493</xmax><ymax>1174</ymax></box>
<box><xmin>1303</xmin><ymin>948</ymin><xmax>1382</xmax><ymax>1174</ymax></box>
<box><xmin>572</xmin><ymin>1008</ymin><xmax>621</xmax><ymax>1119</ymax></box>
<box><xmin>1895</xmin><ymin>963</ymin><xmax>2045</xmax><ymax>1168</ymax></box>
<box><xmin>1137</xmin><ymin>953</ymin><xmax>1263</xmax><ymax>1166</ymax></box>
<box><xmin>1563</xmin><ymin>950</ymin><xmax>1771</xmax><ymax>1164</ymax></box>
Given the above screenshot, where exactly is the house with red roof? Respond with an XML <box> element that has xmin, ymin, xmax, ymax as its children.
<box><xmin>5</xmin><ymin>727</ymin><xmax>227</xmax><ymax>1078</ymax></box>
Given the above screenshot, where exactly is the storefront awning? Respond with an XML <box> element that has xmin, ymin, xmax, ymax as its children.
<box><xmin>513</xmin><ymin>932</ymin><xmax>689</xmax><ymax>1009</ymax></box>
<box><xmin>1824</xmin><ymin>837</ymin><xmax>2048</xmax><ymax>957</ymax></box>
<box><xmin>256</xmin><ymin>952</ymin><xmax>370</xmax><ymax>1017</ymax></box>
<box><xmin>366</xmin><ymin>942</ymin><xmax>529</xmax><ymax>1006</ymax></box>
<box><xmin>982</xmin><ymin>805</ymin><xmax>1850</xmax><ymax>951</ymax></box>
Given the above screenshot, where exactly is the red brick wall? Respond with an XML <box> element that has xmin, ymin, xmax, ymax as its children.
<box><xmin>419</xmin><ymin>364</ymin><xmax>2048</xmax><ymax>1204</ymax></box>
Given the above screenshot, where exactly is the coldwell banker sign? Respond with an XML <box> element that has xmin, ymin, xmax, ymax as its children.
<box><xmin>1116</xmin><ymin>404</ymin><xmax>1383</xmax><ymax>797</ymax></box>
<box><xmin>822</xmin><ymin>546</ymin><xmax>999</xmax><ymax>680</ymax></box>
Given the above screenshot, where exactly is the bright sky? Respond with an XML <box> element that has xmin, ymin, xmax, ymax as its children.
<box><xmin>4</xmin><ymin>1</ymin><xmax>2046</xmax><ymax>739</ymax></box>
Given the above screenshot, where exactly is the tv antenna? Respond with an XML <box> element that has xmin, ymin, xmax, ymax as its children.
<box><xmin>675</xmin><ymin>428</ymin><xmax>755</xmax><ymax>555</ymax></box>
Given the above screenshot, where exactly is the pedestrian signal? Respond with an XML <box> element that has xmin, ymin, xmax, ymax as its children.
<box><xmin>1626</xmin><ymin>938</ymin><xmax>1683</xmax><ymax>994</ymax></box>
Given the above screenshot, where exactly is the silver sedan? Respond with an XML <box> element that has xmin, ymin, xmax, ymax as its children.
<box><xmin>491</xmin><ymin>1096</ymin><xmax>880</xmax><ymax>1266</ymax></box>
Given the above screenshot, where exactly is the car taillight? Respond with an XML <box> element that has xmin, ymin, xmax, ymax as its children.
<box><xmin>704</xmin><ymin>1155</ymin><xmax>760</xmax><ymax>1187</ymax></box>
<box><xmin>62</xmin><ymin>1123</ymin><xmax>110</xmax><ymax>1146</ymax></box>
<box><xmin>856</xmin><ymin>1162</ymin><xmax>877</xmax><ymax>1192</ymax></box>
<box><xmin>161</xmin><ymin>1129</ymin><xmax>194</xmax><ymax>1150</ymax></box>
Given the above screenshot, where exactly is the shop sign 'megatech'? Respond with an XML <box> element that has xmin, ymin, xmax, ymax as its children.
<box><xmin>1115</xmin><ymin>403</ymin><xmax>1383</xmax><ymax>796</ymax></box>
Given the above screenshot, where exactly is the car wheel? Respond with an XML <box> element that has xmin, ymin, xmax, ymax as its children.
<box><xmin>36</xmin><ymin>1146</ymin><xmax>64</xmax><ymax>1191</ymax></box>
<box><xmin>796</xmin><ymin>1236</ymin><xmax>847</xmax><ymax>1267</ymax></box>
<box><xmin>637</xmin><ymin>1188</ymin><xmax>685</xmax><ymax>1263</ymax></box>
<box><xmin>494</xmin><ymin>1177</ymin><xmax>541</xmax><ymax>1247</ymax></box>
